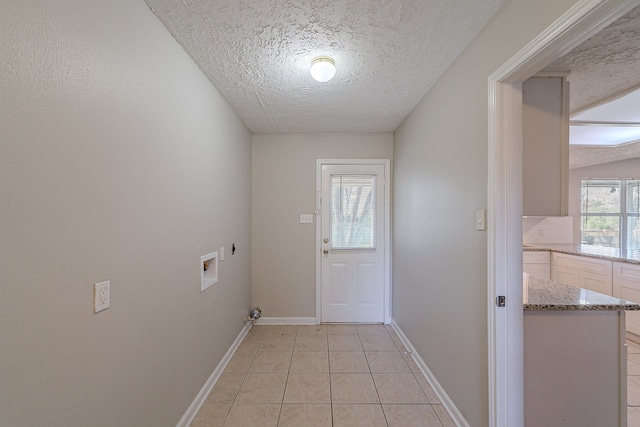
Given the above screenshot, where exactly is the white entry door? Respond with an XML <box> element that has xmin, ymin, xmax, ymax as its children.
<box><xmin>320</xmin><ymin>163</ymin><xmax>386</xmax><ymax>323</ymax></box>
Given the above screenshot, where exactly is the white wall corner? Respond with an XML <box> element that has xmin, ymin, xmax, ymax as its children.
<box><xmin>390</xmin><ymin>319</ymin><xmax>470</xmax><ymax>427</ymax></box>
<box><xmin>175</xmin><ymin>323</ymin><xmax>251</xmax><ymax>427</ymax></box>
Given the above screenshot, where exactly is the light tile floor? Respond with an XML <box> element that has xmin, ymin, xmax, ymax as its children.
<box><xmin>191</xmin><ymin>324</ymin><xmax>456</xmax><ymax>427</ymax></box>
<box><xmin>628</xmin><ymin>340</ymin><xmax>640</xmax><ymax>425</ymax></box>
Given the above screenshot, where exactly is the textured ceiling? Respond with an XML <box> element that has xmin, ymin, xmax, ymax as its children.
<box><xmin>145</xmin><ymin>0</ymin><xmax>504</xmax><ymax>133</ymax></box>
<box><xmin>570</xmin><ymin>142</ymin><xmax>640</xmax><ymax>169</ymax></box>
<box><xmin>548</xmin><ymin>5</ymin><xmax>640</xmax><ymax>114</ymax></box>
<box><xmin>543</xmin><ymin>6</ymin><xmax>640</xmax><ymax>169</ymax></box>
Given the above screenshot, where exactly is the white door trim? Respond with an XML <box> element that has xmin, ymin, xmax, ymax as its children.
<box><xmin>488</xmin><ymin>0</ymin><xmax>639</xmax><ymax>425</ymax></box>
<box><xmin>316</xmin><ymin>159</ymin><xmax>391</xmax><ymax>324</ymax></box>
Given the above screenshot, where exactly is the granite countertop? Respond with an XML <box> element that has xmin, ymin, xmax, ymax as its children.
<box><xmin>523</xmin><ymin>273</ymin><xmax>640</xmax><ymax>311</ymax></box>
<box><xmin>524</xmin><ymin>243</ymin><xmax>640</xmax><ymax>265</ymax></box>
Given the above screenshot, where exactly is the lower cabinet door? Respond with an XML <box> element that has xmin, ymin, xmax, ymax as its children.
<box><xmin>553</xmin><ymin>265</ymin><xmax>580</xmax><ymax>287</ymax></box>
<box><xmin>523</xmin><ymin>264</ymin><xmax>550</xmax><ymax>279</ymax></box>
<box><xmin>582</xmin><ymin>272</ymin><xmax>613</xmax><ymax>295</ymax></box>
<box><xmin>613</xmin><ymin>262</ymin><xmax>640</xmax><ymax>335</ymax></box>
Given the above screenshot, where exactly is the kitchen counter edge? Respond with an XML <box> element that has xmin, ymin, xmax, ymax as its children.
<box><xmin>523</xmin><ymin>273</ymin><xmax>640</xmax><ymax>311</ymax></box>
<box><xmin>524</xmin><ymin>243</ymin><xmax>640</xmax><ymax>265</ymax></box>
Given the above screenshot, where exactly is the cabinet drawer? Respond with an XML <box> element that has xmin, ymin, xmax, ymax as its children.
<box><xmin>613</xmin><ymin>278</ymin><xmax>640</xmax><ymax>302</ymax></box>
<box><xmin>613</xmin><ymin>261</ymin><xmax>640</xmax><ymax>283</ymax></box>
<box><xmin>552</xmin><ymin>265</ymin><xmax>580</xmax><ymax>287</ymax></box>
<box><xmin>626</xmin><ymin>311</ymin><xmax>640</xmax><ymax>336</ymax></box>
<box><xmin>523</xmin><ymin>251</ymin><xmax>550</xmax><ymax>264</ymax></box>
<box><xmin>523</xmin><ymin>264</ymin><xmax>550</xmax><ymax>279</ymax></box>
<box><xmin>613</xmin><ymin>275</ymin><xmax>640</xmax><ymax>339</ymax></box>
<box><xmin>552</xmin><ymin>252</ymin><xmax>612</xmax><ymax>276</ymax></box>
<box><xmin>583</xmin><ymin>273</ymin><xmax>612</xmax><ymax>295</ymax></box>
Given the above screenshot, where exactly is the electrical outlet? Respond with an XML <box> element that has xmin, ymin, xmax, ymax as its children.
<box><xmin>94</xmin><ymin>280</ymin><xmax>110</xmax><ymax>313</ymax></box>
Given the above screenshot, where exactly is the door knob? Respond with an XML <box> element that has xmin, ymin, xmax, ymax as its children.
<box><xmin>323</xmin><ymin>249</ymin><xmax>329</xmax><ymax>255</ymax></box>
<box><xmin>323</xmin><ymin>238</ymin><xmax>329</xmax><ymax>243</ymax></box>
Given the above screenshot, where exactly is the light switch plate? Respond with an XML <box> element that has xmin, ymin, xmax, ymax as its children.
<box><xmin>300</xmin><ymin>214</ymin><xmax>314</xmax><ymax>224</ymax></box>
<box><xmin>476</xmin><ymin>209</ymin><xmax>486</xmax><ymax>231</ymax></box>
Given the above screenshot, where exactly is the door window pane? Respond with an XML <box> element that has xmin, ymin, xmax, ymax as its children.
<box><xmin>331</xmin><ymin>174</ymin><xmax>375</xmax><ymax>249</ymax></box>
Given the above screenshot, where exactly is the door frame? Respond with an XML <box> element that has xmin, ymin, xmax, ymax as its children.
<box><xmin>488</xmin><ymin>0</ymin><xmax>639</xmax><ymax>425</ymax></box>
<box><xmin>315</xmin><ymin>159</ymin><xmax>391</xmax><ymax>324</ymax></box>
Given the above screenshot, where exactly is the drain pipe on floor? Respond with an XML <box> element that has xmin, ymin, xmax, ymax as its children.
<box><xmin>243</xmin><ymin>307</ymin><xmax>261</xmax><ymax>329</ymax></box>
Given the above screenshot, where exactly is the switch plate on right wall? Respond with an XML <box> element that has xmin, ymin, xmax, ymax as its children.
<box><xmin>300</xmin><ymin>214</ymin><xmax>314</xmax><ymax>224</ymax></box>
<box><xmin>476</xmin><ymin>209</ymin><xmax>486</xmax><ymax>231</ymax></box>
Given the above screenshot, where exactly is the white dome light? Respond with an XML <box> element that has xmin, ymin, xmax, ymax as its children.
<box><xmin>310</xmin><ymin>56</ymin><xmax>336</xmax><ymax>82</ymax></box>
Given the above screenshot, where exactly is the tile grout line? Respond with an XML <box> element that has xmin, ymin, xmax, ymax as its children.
<box><xmin>326</xmin><ymin>332</ymin><xmax>334</xmax><ymax>427</ymax></box>
<box><xmin>221</xmin><ymin>325</ymin><xmax>266</xmax><ymax>426</ymax></box>
<box><xmin>361</xmin><ymin>331</ymin><xmax>386</xmax><ymax>425</ymax></box>
<box><xmin>208</xmin><ymin>324</ymin><xmax>452</xmax><ymax>426</ymax></box>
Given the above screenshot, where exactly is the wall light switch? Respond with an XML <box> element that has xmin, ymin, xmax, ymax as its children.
<box><xmin>476</xmin><ymin>209</ymin><xmax>486</xmax><ymax>231</ymax></box>
<box><xmin>300</xmin><ymin>214</ymin><xmax>314</xmax><ymax>224</ymax></box>
<box><xmin>220</xmin><ymin>247</ymin><xmax>225</xmax><ymax>261</ymax></box>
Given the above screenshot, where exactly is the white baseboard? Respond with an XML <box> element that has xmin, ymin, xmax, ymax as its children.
<box><xmin>175</xmin><ymin>323</ymin><xmax>251</xmax><ymax>427</ymax></box>
<box><xmin>254</xmin><ymin>317</ymin><xmax>317</xmax><ymax>325</ymax></box>
<box><xmin>390</xmin><ymin>319</ymin><xmax>469</xmax><ymax>427</ymax></box>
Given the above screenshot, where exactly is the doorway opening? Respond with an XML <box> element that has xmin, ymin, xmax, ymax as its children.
<box><xmin>487</xmin><ymin>0</ymin><xmax>640</xmax><ymax>425</ymax></box>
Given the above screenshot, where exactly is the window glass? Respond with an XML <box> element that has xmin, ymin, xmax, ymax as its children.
<box><xmin>580</xmin><ymin>179</ymin><xmax>640</xmax><ymax>250</ymax></box>
<box><xmin>627</xmin><ymin>217</ymin><xmax>640</xmax><ymax>251</ymax></box>
<box><xmin>627</xmin><ymin>180</ymin><xmax>640</xmax><ymax>215</ymax></box>
<box><xmin>331</xmin><ymin>174</ymin><xmax>375</xmax><ymax>249</ymax></box>
<box><xmin>582</xmin><ymin>216</ymin><xmax>620</xmax><ymax>248</ymax></box>
<box><xmin>581</xmin><ymin>180</ymin><xmax>620</xmax><ymax>214</ymax></box>
<box><xmin>581</xmin><ymin>179</ymin><xmax>621</xmax><ymax>248</ymax></box>
<box><xmin>628</xmin><ymin>180</ymin><xmax>640</xmax><ymax>250</ymax></box>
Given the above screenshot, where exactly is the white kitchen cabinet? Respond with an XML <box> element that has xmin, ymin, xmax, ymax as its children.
<box><xmin>522</xmin><ymin>76</ymin><xmax>569</xmax><ymax>216</ymax></box>
<box><xmin>523</xmin><ymin>251</ymin><xmax>550</xmax><ymax>279</ymax></box>
<box><xmin>553</xmin><ymin>265</ymin><xmax>580</xmax><ymax>287</ymax></box>
<box><xmin>524</xmin><ymin>310</ymin><xmax>627</xmax><ymax>427</ymax></box>
<box><xmin>613</xmin><ymin>261</ymin><xmax>640</xmax><ymax>336</ymax></box>
<box><xmin>551</xmin><ymin>252</ymin><xmax>613</xmax><ymax>295</ymax></box>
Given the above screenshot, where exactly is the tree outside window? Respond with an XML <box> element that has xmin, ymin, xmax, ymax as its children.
<box><xmin>581</xmin><ymin>179</ymin><xmax>640</xmax><ymax>251</ymax></box>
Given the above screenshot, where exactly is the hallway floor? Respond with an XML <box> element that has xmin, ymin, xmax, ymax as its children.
<box><xmin>190</xmin><ymin>324</ymin><xmax>455</xmax><ymax>426</ymax></box>
<box><xmin>628</xmin><ymin>340</ymin><xmax>640</xmax><ymax>425</ymax></box>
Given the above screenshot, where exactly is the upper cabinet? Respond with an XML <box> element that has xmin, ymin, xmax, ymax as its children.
<box><xmin>522</xmin><ymin>75</ymin><xmax>570</xmax><ymax>216</ymax></box>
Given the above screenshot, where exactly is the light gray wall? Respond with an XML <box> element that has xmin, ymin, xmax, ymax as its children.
<box><xmin>0</xmin><ymin>1</ymin><xmax>252</xmax><ymax>426</ymax></box>
<box><xmin>252</xmin><ymin>133</ymin><xmax>392</xmax><ymax>317</ymax></box>
<box><xmin>569</xmin><ymin>158</ymin><xmax>640</xmax><ymax>243</ymax></box>
<box><xmin>523</xmin><ymin>77</ymin><xmax>565</xmax><ymax>216</ymax></box>
<box><xmin>392</xmin><ymin>0</ymin><xmax>580</xmax><ymax>425</ymax></box>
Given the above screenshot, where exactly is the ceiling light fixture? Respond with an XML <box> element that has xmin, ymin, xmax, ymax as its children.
<box><xmin>310</xmin><ymin>56</ymin><xmax>336</xmax><ymax>82</ymax></box>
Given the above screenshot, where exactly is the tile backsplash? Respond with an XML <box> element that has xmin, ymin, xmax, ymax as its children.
<box><xmin>523</xmin><ymin>216</ymin><xmax>573</xmax><ymax>245</ymax></box>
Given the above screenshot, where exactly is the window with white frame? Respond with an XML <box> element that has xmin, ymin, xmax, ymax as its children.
<box><xmin>330</xmin><ymin>174</ymin><xmax>376</xmax><ymax>249</ymax></box>
<box><xmin>581</xmin><ymin>179</ymin><xmax>640</xmax><ymax>250</ymax></box>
